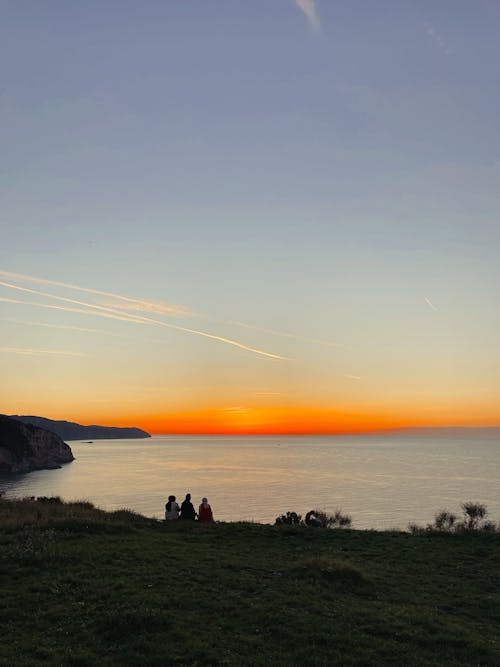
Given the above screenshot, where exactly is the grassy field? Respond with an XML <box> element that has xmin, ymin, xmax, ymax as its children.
<box><xmin>1</xmin><ymin>497</ymin><xmax>500</xmax><ymax>666</ymax></box>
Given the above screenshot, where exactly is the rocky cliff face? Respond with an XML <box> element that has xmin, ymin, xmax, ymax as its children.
<box><xmin>0</xmin><ymin>415</ymin><xmax>75</xmax><ymax>474</ymax></box>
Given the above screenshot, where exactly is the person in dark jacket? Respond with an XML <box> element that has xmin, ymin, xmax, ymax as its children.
<box><xmin>180</xmin><ymin>493</ymin><xmax>196</xmax><ymax>520</ymax></box>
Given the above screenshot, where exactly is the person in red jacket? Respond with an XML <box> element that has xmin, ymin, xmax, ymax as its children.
<box><xmin>198</xmin><ymin>497</ymin><xmax>214</xmax><ymax>522</ymax></box>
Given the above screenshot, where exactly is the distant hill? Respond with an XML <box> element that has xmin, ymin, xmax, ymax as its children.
<box><xmin>9</xmin><ymin>416</ymin><xmax>151</xmax><ymax>441</ymax></box>
<box><xmin>0</xmin><ymin>415</ymin><xmax>74</xmax><ymax>473</ymax></box>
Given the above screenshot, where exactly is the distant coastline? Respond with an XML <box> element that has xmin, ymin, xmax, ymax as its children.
<box><xmin>9</xmin><ymin>415</ymin><xmax>151</xmax><ymax>441</ymax></box>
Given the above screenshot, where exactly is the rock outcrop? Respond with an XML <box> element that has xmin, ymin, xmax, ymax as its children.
<box><xmin>0</xmin><ymin>415</ymin><xmax>75</xmax><ymax>474</ymax></box>
<box><xmin>9</xmin><ymin>415</ymin><xmax>151</xmax><ymax>440</ymax></box>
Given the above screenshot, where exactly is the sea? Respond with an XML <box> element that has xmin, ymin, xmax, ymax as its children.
<box><xmin>1</xmin><ymin>433</ymin><xmax>499</xmax><ymax>530</ymax></box>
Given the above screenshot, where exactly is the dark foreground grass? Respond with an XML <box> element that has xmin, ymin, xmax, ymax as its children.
<box><xmin>1</xmin><ymin>498</ymin><xmax>500</xmax><ymax>666</ymax></box>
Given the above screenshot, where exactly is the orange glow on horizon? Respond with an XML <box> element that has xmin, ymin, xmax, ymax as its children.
<box><xmin>61</xmin><ymin>404</ymin><xmax>500</xmax><ymax>436</ymax></box>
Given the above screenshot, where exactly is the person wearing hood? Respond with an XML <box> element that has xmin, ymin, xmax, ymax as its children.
<box><xmin>198</xmin><ymin>497</ymin><xmax>214</xmax><ymax>522</ymax></box>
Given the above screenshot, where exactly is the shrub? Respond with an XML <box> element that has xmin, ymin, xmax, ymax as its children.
<box><xmin>460</xmin><ymin>502</ymin><xmax>487</xmax><ymax>531</ymax></box>
<box><xmin>275</xmin><ymin>511</ymin><xmax>302</xmax><ymax>526</ymax></box>
<box><xmin>70</xmin><ymin>501</ymin><xmax>95</xmax><ymax>511</ymax></box>
<box><xmin>481</xmin><ymin>520</ymin><xmax>498</xmax><ymax>532</ymax></box>
<box><xmin>432</xmin><ymin>510</ymin><xmax>457</xmax><ymax>531</ymax></box>
<box><xmin>36</xmin><ymin>496</ymin><xmax>63</xmax><ymax>504</ymax></box>
<box><xmin>410</xmin><ymin>502</ymin><xmax>498</xmax><ymax>534</ymax></box>
<box><xmin>407</xmin><ymin>522</ymin><xmax>422</xmax><ymax>534</ymax></box>
<box><xmin>305</xmin><ymin>509</ymin><xmax>352</xmax><ymax>529</ymax></box>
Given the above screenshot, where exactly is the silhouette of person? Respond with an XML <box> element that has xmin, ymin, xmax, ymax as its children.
<box><xmin>180</xmin><ymin>493</ymin><xmax>196</xmax><ymax>520</ymax></box>
<box><xmin>165</xmin><ymin>495</ymin><xmax>180</xmax><ymax>520</ymax></box>
<box><xmin>198</xmin><ymin>497</ymin><xmax>214</xmax><ymax>522</ymax></box>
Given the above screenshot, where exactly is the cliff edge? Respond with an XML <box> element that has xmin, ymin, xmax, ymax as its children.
<box><xmin>0</xmin><ymin>415</ymin><xmax>75</xmax><ymax>474</ymax></box>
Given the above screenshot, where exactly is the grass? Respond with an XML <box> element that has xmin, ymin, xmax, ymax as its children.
<box><xmin>1</xmin><ymin>497</ymin><xmax>500</xmax><ymax>666</ymax></box>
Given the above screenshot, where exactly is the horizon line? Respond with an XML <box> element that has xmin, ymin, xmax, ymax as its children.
<box><xmin>147</xmin><ymin>425</ymin><xmax>500</xmax><ymax>436</ymax></box>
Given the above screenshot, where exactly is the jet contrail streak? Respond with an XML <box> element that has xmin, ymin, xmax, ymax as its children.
<box><xmin>1</xmin><ymin>318</ymin><xmax>106</xmax><ymax>334</ymax></box>
<box><xmin>425</xmin><ymin>297</ymin><xmax>438</xmax><ymax>311</ymax></box>
<box><xmin>226</xmin><ymin>320</ymin><xmax>339</xmax><ymax>348</ymax></box>
<box><xmin>0</xmin><ymin>346</ymin><xmax>84</xmax><ymax>357</ymax></box>
<box><xmin>0</xmin><ymin>296</ymin><xmax>150</xmax><ymax>325</ymax></box>
<box><xmin>0</xmin><ymin>270</ymin><xmax>191</xmax><ymax>317</ymax></box>
<box><xmin>0</xmin><ymin>282</ymin><xmax>288</xmax><ymax>360</ymax></box>
<box><xmin>2</xmin><ymin>269</ymin><xmax>331</xmax><ymax>355</ymax></box>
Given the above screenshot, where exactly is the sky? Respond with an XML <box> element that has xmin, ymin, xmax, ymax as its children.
<box><xmin>1</xmin><ymin>1</ymin><xmax>499</xmax><ymax>434</ymax></box>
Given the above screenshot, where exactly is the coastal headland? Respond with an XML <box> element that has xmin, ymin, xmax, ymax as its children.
<box><xmin>0</xmin><ymin>415</ymin><xmax>74</xmax><ymax>474</ymax></box>
<box><xmin>9</xmin><ymin>415</ymin><xmax>151</xmax><ymax>440</ymax></box>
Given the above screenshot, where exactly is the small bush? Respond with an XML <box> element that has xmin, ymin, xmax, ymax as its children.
<box><xmin>460</xmin><ymin>502</ymin><xmax>487</xmax><ymax>531</ymax></box>
<box><xmin>275</xmin><ymin>511</ymin><xmax>302</xmax><ymax>526</ymax></box>
<box><xmin>69</xmin><ymin>501</ymin><xmax>95</xmax><ymax>511</ymax></box>
<box><xmin>481</xmin><ymin>520</ymin><xmax>498</xmax><ymax>532</ymax></box>
<box><xmin>433</xmin><ymin>510</ymin><xmax>457</xmax><ymax>531</ymax></box>
<box><xmin>410</xmin><ymin>502</ymin><xmax>499</xmax><ymax>534</ymax></box>
<box><xmin>305</xmin><ymin>509</ymin><xmax>352</xmax><ymax>529</ymax></box>
<box><xmin>407</xmin><ymin>523</ymin><xmax>422</xmax><ymax>534</ymax></box>
<box><xmin>36</xmin><ymin>496</ymin><xmax>63</xmax><ymax>505</ymax></box>
<box><xmin>275</xmin><ymin>508</ymin><xmax>352</xmax><ymax>528</ymax></box>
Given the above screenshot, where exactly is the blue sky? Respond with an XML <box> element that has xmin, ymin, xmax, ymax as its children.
<box><xmin>1</xmin><ymin>1</ymin><xmax>499</xmax><ymax>431</ymax></box>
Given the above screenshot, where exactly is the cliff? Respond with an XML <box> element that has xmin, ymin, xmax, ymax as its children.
<box><xmin>9</xmin><ymin>416</ymin><xmax>151</xmax><ymax>440</ymax></box>
<box><xmin>0</xmin><ymin>415</ymin><xmax>75</xmax><ymax>474</ymax></box>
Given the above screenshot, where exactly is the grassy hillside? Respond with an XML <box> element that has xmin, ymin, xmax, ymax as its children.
<box><xmin>1</xmin><ymin>497</ymin><xmax>500</xmax><ymax>666</ymax></box>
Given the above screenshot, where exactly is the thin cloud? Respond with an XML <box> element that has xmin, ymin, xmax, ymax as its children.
<box><xmin>0</xmin><ymin>346</ymin><xmax>84</xmax><ymax>357</ymax></box>
<box><xmin>294</xmin><ymin>0</ymin><xmax>322</xmax><ymax>32</ymax></box>
<box><xmin>0</xmin><ymin>280</ymin><xmax>288</xmax><ymax>361</ymax></box>
<box><xmin>98</xmin><ymin>298</ymin><xmax>190</xmax><ymax>316</ymax></box>
<box><xmin>345</xmin><ymin>374</ymin><xmax>361</xmax><ymax>381</ymax></box>
<box><xmin>0</xmin><ymin>270</ymin><xmax>191</xmax><ymax>317</ymax></box>
<box><xmin>1</xmin><ymin>295</ymin><xmax>155</xmax><ymax>325</ymax></box>
<box><xmin>1</xmin><ymin>318</ymin><xmax>105</xmax><ymax>334</ymax></box>
<box><xmin>426</xmin><ymin>25</ymin><xmax>452</xmax><ymax>56</ymax></box>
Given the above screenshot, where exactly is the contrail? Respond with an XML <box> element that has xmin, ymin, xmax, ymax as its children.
<box><xmin>0</xmin><ymin>296</ymin><xmax>151</xmax><ymax>325</ymax></box>
<box><xmin>0</xmin><ymin>282</ymin><xmax>288</xmax><ymax>360</ymax></box>
<box><xmin>228</xmin><ymin>320</ymin><xmax>339</xmax><ymax>348</ymax></box>
<box><xmin>0</xmin><ymin>346</ymin><xmax>84</xmax><ymax>357</ymax></box>
<box><xmin>1</xmin><ymin>269</ymin><xmax>333</xmax><ymax>355</ymax></box>
<box><xmin>0</xmin><ymin>270</ymin><xmax>191</xmax><ymax>317</ymax></box>
<box><xmin>1</xmin><ymin>318</ymin><xmax>106</xmax><ymax>334</ymax></box>
<box><xmin>425</xmin><ymin>297</ymin><xmax>438</xmax><ymax>312</ymax></box>
<box><xmin>294</xmin><ymin>0</ymin><xmax>322</xmax><ymax>32</ymax></box>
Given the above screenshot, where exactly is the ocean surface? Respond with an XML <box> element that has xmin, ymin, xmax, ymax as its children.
<box><xmin>1</xmin><ymin>434</ymin><xmax>499</xmax><ymax>530</ymax></box>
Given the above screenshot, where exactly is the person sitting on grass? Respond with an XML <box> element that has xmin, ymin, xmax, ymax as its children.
<box><xmin>165</xmin><ymin>495</ymin><xmax>180</xmax><ymax>520</ymax></box>
<box><xmin>180</xmin><ymin>493</ymin><xmax>196</xmax><ymax>520</ymax></box>
<box><xmin>198</xmin><ymin>497</ymin><xmax>214</xmax><ymax>522</ymax></box>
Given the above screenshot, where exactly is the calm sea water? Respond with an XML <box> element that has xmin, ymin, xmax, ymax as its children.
<box><xmin>1</xmin><ymin>434</ymin><xmax>499</xmax><ymax>530</ymax></box>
